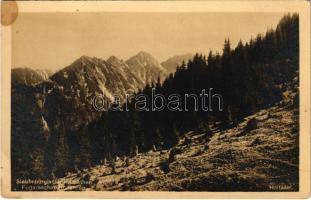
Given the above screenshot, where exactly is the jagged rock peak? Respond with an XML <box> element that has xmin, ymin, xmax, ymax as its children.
<box><xmin>77</xmin><ymin>55</ymin><xmax>93</xmax><ymax>62</ymax></box>
<box><xmin>136</xmin><ymin>50</ymin><xmax>153</xmax><ymax>57</ymax></box>
<box><xmin>127</xmin><ymin>51</ymin><xmax>163</xmax><ymax>68</ymax></box>
<box><xmin>107</xmin><ymin>56</ymin><xmax>123</xmax><ymax>66</ymax></box>
<box><xmin>73</xmin><ymin>55</ymin><xmax>105</xmax><ymax>66</ymax></box>
<box><xmin>133</xmin><ymin>51</ymin><xmax>160</xmax><ymax>63</ymax></box>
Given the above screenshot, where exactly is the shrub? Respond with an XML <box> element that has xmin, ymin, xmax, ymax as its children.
<box><xmin>292</xmin><ymin>93</ymin><xmax>299</xmax><ymax>108</ymax></box>
<box><xmin>159</xmin><ymin>160</ymin><xmax>170</xmax><ymax>174</ymax></box>
<box><xmin>244</xmin><ymin>118</ymin><xmax>258</xmax><ymax>132</ymax></box>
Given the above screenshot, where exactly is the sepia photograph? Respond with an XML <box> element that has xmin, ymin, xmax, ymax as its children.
<box><xmin>1</xmin><ymin>1</ymin><xmax>310</xmax><ymax>198</ymax></box>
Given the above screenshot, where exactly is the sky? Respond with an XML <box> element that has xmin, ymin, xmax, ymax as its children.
<box><xmin>12</xmin><ymin>12</ymin><xmax>286</xmax><ymax>70</ymax></box>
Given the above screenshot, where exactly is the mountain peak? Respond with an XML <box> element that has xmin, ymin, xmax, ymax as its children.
<box><xmin>126</xmin><ymin>51</ymin><xmax>167</xmax><ymax>85</ymax></box>
<box><xmin>127</xmin><ymin>51</ymin><xmax>160</xmax><ymax>67</ymax></box>
<box><xmin>107</xmin><ymin>55</ymin><xmax>119</xmax><ymax>61</ymax></box>
<box><xmin>72</xmin><ymin>55</ymin><xmax>105</xmax><ymax>67</ymax></box>
<box><xmin>77</xmin><ymin>55</ymin><xmax>93</xmax><ymax>62</ymax></box>
<box><xmin>136</xmin><ymin>51</ymin><xmax>153</xmax><ymax>58</ymax></box>
<box><xmin>127</xmin><ymin>51</ymin><xmax>161</xmax><ymax>65</ymax></box>
<box><xmin>107</xmin><ymin>56</ymin><xmax>123</xmax><ymax>66</ymax></box>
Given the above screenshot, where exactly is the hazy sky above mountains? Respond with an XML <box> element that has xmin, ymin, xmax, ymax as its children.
<box><xmin>12</xmin><ymin>12</ymin><xmax>285</xmax><ymax>70</ymax></box>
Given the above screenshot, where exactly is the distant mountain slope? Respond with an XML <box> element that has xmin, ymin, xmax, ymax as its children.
<box><xmin>161</xmin><ymin>53</ymin><xmax>193</xmax><ymax>74</ymax></box>
<box><xmin>36</xmin><ymin>69</ymin><xmax>53</xmax><ymax>80</ymax></box>
<box><xmin>126</xmin><ymin>51</ymin><xmax>167</xmax><ymax>84</ymax></box>
<box><xmin>12</xmin><ymin>68</ymin><xmax>49</xmax><ymax>86</ymax></box>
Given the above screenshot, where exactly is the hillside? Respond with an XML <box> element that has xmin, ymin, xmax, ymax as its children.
<box><xmin>56</xmin><ymin>84</ymin><xmax>298</xmax><ymax>191</ymax></box>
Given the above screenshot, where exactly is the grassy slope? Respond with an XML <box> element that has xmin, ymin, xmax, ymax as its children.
<box><xmin>57</xmin><ymin>84</ymin><xmax>299</xmax><ymax>191</ymax></box>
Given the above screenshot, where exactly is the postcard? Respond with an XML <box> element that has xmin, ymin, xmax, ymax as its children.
<box><xmin>1</xmin><ymin>1</ymin><xmax>310</xmax><ymax>198</ymax></box>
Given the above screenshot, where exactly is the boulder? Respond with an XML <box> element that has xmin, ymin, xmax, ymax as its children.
<box><xmin>244</xmin><ymin>118</ymin><xmax>258</xmax><ymax>132</ymax></box>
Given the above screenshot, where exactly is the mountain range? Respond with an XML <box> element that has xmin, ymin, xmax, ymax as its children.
<box><xmin>11</xmin><ymin>51</ymin><xmax>190</xmax><ymax>180</ymax></box>
<box><xmin>11</xmin><ymin>51</ymin><xmax>190</xmax><ymax>128</ymax></box>
<box><xmin>12</xmin><ymin>51</ymin><xmax>192</xmax><ymax>89</ymax></box>
<box><xmin>12</xmin><ymin>50</ymin><xmax>175</xmax><ymax>126</ymax></box>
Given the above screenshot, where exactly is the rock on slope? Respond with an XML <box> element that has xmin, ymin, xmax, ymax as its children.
<box><xmin>57</xmin><ymin>91</ymin><xmax>299</xmax><ymax>191</ymax></box>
